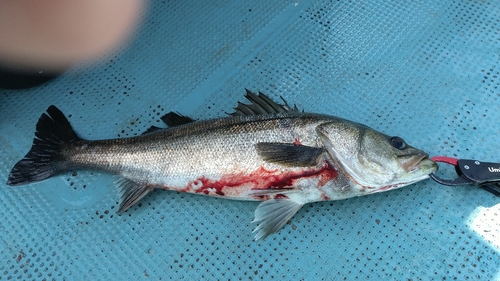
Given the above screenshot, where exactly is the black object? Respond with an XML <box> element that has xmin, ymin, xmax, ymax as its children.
<box><xmin>430</xmin><ymin>156</ymin><xmax>500</xmax><ymax>196</ymax></box>
<box><xmin>0</xmin><ymin>64</ymin><xmax>60</xmax><ymax>90</ymax></box>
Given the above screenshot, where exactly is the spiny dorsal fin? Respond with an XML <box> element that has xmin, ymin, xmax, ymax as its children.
<box><xmin>230</xmin><ymin>89</ymin><xmax>299</xmax><ymax>116</ymax></box>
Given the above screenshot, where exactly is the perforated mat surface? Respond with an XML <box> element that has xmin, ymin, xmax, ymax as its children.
<box><xmin>1</xmin><ymin>0</ymin><xmax>500</xmax><ymax>280</ymax></box>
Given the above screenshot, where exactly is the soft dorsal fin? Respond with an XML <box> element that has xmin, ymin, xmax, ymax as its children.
<box><xmin>230</xmin><ymin>89</ymin><xmax>299</xmax><ymax>116</ymax></box>
<box><xmin>142</xmin><ymin>126</ymin><xmax>164</xmax><ymax>135</ymax></box>
<box><xmin>161</xmin><ymin>112</ymin><xmax>195</xmax><ymax>127</ymax></box>
<box><xmin>141</xmin><ymin>112</ymin><xmax>195</xmax><ymax>135</ymax></box>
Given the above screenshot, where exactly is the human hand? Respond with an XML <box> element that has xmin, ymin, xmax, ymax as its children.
<box><xmin>0</xmin><ymin>0</ymin><xmax>146</xmax><ymax>73</ymax></box>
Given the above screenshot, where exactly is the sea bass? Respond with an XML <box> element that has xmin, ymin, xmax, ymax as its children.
<box><xmin>7</xmin><ymin>90</ymin><xmax>437</xmax><ymax>240</ymax></box>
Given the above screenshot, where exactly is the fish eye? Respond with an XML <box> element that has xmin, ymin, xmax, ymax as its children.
<box><xmin>390</xmin><ymin>136</ymin><xmax>407</xmax><ymax>150</ymax></box>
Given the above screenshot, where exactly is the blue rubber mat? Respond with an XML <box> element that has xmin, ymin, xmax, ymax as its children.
<box><xmin>1</xmin><ymin>0</ymin><xmax>500</xmax><ymax>280</ymax></box>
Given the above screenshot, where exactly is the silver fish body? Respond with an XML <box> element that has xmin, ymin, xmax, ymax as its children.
<box><xmin>68</xmin><ymin>113</ymin><xmax>339</xmax><ymax>199</ymax></box>
<box><xmin>7</xmin><ymin>91</ymin><xmax>437</xmax><ymax>240</ymax></box>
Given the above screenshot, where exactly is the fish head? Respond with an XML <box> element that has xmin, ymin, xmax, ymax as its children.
<box><xmin>316</xmin><ymin>120</ymin><xmax>438</xmax><ymax>190</ymax></box>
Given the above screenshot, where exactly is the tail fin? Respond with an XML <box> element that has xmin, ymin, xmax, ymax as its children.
<box><xmin>7</xmin><ymin>105</ymin><xmax>80</xmax><ymax>186</ymax></box>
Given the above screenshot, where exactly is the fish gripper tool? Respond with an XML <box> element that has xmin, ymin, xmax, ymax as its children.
<box><xmin>429</xmin><ymin>156</ymin><xmax>500</xmax><ymax>196</ymax></box>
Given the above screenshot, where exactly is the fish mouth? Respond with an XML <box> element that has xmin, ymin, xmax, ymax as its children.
<box><xmin>400</xmin><ymin>153</ymin><xmax>438</xmax><ymax>173</ymax></box>
<box><xmin>370</xmin><ymin>155</ymin><xmax>437</xmax><ymax>194</ymax></box>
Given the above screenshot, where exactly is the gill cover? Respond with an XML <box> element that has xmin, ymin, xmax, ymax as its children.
<box><xmin>316</xmin><ymin>120</ymin><xmax>437</xmax><ymax>188</ymax></box>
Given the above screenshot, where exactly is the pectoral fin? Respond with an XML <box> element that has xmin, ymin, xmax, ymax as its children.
<box><xmin>116</xmin><ymin>178</ymin><xmax>155</xmax><ymax>213</ymax></box>
<box><xmin>255</xmin><ymin>142</ymin><xmax>325</xmax><ymax>167</ymax></box>
<box><xmin>252</xmin><ymin>199</ymin><xmax>304</xmax><ymax>241</ymax></box>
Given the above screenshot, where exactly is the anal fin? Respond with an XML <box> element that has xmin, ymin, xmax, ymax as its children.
<box><xmin>116</xmin><ymin>178</ymin><xmax>155</xmax><ymax>213</ymax></box>
<box><xmin>252</xmin><ymin>199</ymin><xmax>303</xmax><ymax>241</ymax></box>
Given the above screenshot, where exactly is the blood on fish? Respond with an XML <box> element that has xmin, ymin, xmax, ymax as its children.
<box><xmin>317</xmin><ymin>166</ymin><xmax>337</xmax><ymax>187</ymax></box>
<box><xmin>183</xmin><ymin>161</ymin><xmax>338</xmax><ymax>197</ymax></box>
<box><xmin>293</xmin><ymin>138</ymin><xmax>302</xmax><ymax>146</ymax></box>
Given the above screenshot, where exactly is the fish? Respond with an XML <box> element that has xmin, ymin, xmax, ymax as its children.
<box><xmin>7</xmin><ymin>90</ymin><xmax>438</xmax><ymax>240</ymax></box>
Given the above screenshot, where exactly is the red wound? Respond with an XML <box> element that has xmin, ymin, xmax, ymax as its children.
<box><xmin>183</xmin><ymin>161</ymin><xmax>338</xmax><ymax>197</ymax></box>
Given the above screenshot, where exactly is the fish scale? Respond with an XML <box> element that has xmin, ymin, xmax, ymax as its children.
<box><xmin>7</xmin><ymin>91</ymin><xmax>437</xmax><ymax>240</ymax></box>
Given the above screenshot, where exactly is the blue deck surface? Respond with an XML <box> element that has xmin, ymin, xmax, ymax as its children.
<box><xmin>1</xmin><ymin>0</ymin><xmax>499</xmax><ymax>280</ymax></box>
